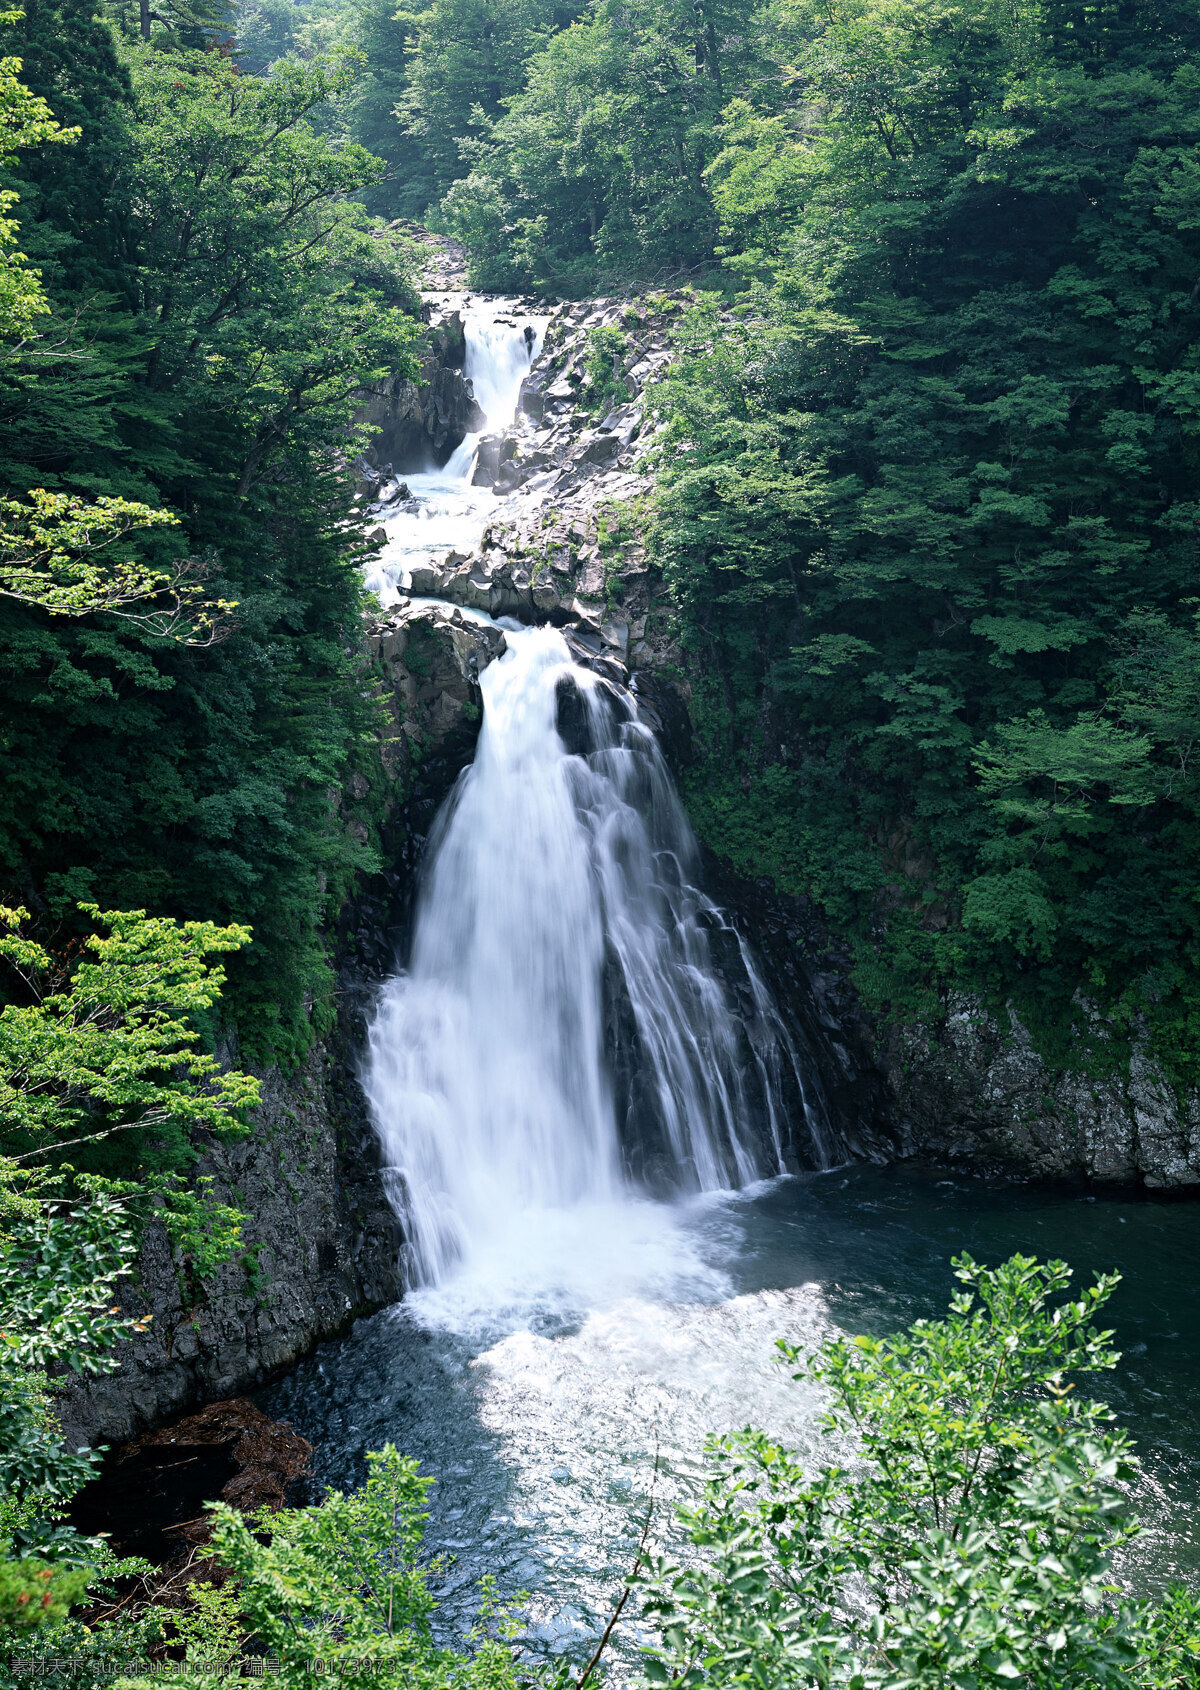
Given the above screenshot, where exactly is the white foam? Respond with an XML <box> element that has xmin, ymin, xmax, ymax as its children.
<box><xmin>363</xmin><ymin>300</ymin><xmax>547</xmax><ymax>608</ymax></box>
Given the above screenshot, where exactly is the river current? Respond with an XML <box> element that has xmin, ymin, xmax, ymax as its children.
<box><xmin>262</xmin><ymin>299</ymin><xmax>1200</xmax><ymax>1666</ymax></box>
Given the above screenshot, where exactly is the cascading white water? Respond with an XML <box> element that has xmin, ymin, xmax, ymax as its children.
<box><xmin>363</xmin><ymin>302</ymin><xmax>544</xmax><ymax>607</ymax></box>
<box><xmin>575</xmin><ymin>680</ymin><xmax>833</xmax><ymax>1188</ymax></box>
<box><xmin>368</xmin><ymin>629</ymin><xmax>620</xmax><ymax>1302</ymax></box>
<box><xmin>445</xmin><ymin>313</ymin><xmax>539</xmax><ymax>478</ymax></box>
<box><xmin>366</xmin><ymin>624</ymin><xmax>829</xmax><ymax>1316</ymax></box>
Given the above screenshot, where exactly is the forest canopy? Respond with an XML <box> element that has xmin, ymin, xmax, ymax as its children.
<box><xmin>644</xmin><ymin>0</ymin><xmax>1200</xmax><ymax>1075</ymax></box>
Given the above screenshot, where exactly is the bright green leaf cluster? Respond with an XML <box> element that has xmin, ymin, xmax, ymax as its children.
<box><xmin>0</xmin><ymin>902</ymin><xmax>258</xmax><ymax>1169</ymax></box>
<box><xmin>639</xmin><ymin>1253</ymin><xmax>1200</xmax><ymax>1688</ymax></box>
<box><xmin>115</xmin><ymin>1446</ymin><xmax>527</xmax><ymax>1690</ymax></box>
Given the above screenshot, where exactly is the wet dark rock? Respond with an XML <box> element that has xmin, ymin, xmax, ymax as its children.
<box><xmin>369</xmin><ymin>601</ymin><xmax>504</xmax><ymax>813</ymax></box>
<box><xmin>55</xmin><ymin>1037</ymin><xmax>405</xmax><ymax>1451</ymax></box>
<box><xmin>68</xmin><ymin>1399</ymin><xmax>313</xmax><ymax>1567</ymax></box>
<box><xmin>471</xmin><ymin>434</ymin><xmax>516</xmax><ymax>487</ymax></box>
<box><xmin>554</xmin><ymin>671</ymin><xmax>630</xmax><ymax>755</ymax></box>
<box><xmin>358</xmin><ymin>309</ymin><xmax>485</xmax><ymax>472</ymax></box>
<box><xmin>517</xmin><ymin>373</ymin><xmax>545</xmax><ymax>420</ymax></box>
<box><xmin>700</xmin><ymin>857</ymin><xmax>902</xmax><ymax>1169</ymax></box>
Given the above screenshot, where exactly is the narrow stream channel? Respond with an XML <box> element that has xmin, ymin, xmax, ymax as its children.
<box><xmin>263</xmin><ymin>300</ymin><xmax>1200</xmax><ymax>1669</ymax></box>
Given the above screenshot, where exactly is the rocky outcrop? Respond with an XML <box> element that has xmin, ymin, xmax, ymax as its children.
<box><xmin>55</xmin><ymin>1043</ymin><xmax>405</xmax><ymax>1451</ymax></box>
<box><xmin>357</xmin><ymin>303</ymin><xmax>484</xmax><ymax>475</ymax></box>
<box><xmin>888</xmin><ymin>999</ymin><xmax>1200</xmax><ymax>1186</ymax></box>
<box><xmin>366</xmin><ymin>293</ymin><xmax>682</xmax><ymax>676</ymax></box>
<box><xmin>367</xmin><ymin>598</ymin><xmax>505</xmax><ymax>864</ymax></box>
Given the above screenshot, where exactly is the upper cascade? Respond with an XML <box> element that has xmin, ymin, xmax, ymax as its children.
<box><xmin>362</xmin><ymin>300</ymin><xmax>545</xmax><ymax>608</ymax></box>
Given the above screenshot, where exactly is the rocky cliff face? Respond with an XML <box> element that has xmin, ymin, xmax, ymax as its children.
<box><xmin>365</xmin><ymin>293</ymin><xmax>675</xmax><ymax>666</ymax></box>
<box><xmin>56</xmin><ymin>1038</ymin><xmax>405</xmax><ymax>1450</ymax></box>
<box><xmin>357</xmin><ymin>300</ymin><xmax>483</xmax><ymax>478</ymax></box>
<box><xmin>888</xmin><ymin>1002</ymin><xmax>1200</xmax><ymax>1187</ymax></box>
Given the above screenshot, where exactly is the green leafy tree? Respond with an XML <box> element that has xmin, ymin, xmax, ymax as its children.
<box><xmin>440</xmin><ymin>0</ymin><xmax>763</xmax><ymax>289</ymax></box>
<box><xmin>580</xmin><ymin>323</ymin><xmax>627</xmax><ymax>412</ymax></box>
<box><xmin>0</xmin><ymin>901</ymin><xmax>257</xmax><ymax>1171</ymax></box>
<box><xmin>117</xmin><ymin>46</ymin><xmax>420</xmax><ymax>485</ymax></box>
<box><xmin>340</xmin><ymin>0</ymin><xmax>437</xmax><ymax>216</ymax></box>
<box><xmin>0</xmin><ymin>489</ymin><xmax>235</xmax><ymax>642</ymax></box>
<box><xmin>0</xmin><ymin>5</ymin><xmax>77</xmax><ymax>335</ymax></box>
<box><xmin>0</xmin><ymin>1185</ymin><xmax>149</xmax><ymax>1641</ymax></box>
<box><xmin>640</xmin><ymin>1254</ymin><xmax>1200</xmax><ymax>1687</ymax></box>
<box><xmin>115</xmin><ymin>1446</ymin><xmax>526</xmax><ymax>1690</ymax></box>
<box><xmin>0</xmin><ymin>15</ymin><xmax>417</xmax><ymax>1061</ymax></box>
<box><xmin>399</xmin><ymin>0</ymin><xmax>562</xmax><ymax>203</ymax></box>
<box><xmin>649</xmin><ymin>0</ymin><xmax>1200</xmax><ymax>1073</ymax></box>
<box><xmin>0</xmin><ymin>901</ymin><xmax>258</xmax><ymax>1643</ymax></box>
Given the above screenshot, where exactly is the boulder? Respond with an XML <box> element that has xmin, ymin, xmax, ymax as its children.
<box><xmin>517</xmin><ymin>374</ymin><xmax>546</xmax><ymax>420</ymax></box>
<box><xmin>356</xmin><ymin>313</ymin><xmax>485</xmax><ymax>473</ymax></box>
<box><xmin>407</xmin><ymin>561</ymin><xmax>444</xmax><ymax>594</ymax></box>
<box><xmin>369</xmin><ymin>600</ymin><xmax>506</xmax><ymax>799</ymax></box>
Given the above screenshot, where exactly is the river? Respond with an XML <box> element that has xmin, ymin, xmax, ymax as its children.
<box><xmin>261</xmin><ymin>299</ymin><xmax>1200</xmax><ymax>1668</ymax></box>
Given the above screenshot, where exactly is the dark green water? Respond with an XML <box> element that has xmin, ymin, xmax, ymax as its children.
<box><xmin>260</xmin><ymin>1164</ymin><xmax>1200</xmax><ymax>1658</ymax></box>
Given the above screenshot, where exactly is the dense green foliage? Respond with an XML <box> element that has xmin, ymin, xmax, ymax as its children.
<box><xmin>437</xmin><ymin>0</ymin><xmax>739</xmax><ymax>288</ymax></box>
<box><xmin>0</xmin><ymin>901</ymin><xmax>256</xmax><ymax>1185</ymax></box>
<box><xmin>353</xmin><ymin>0</ymin><xmax>1200</xmax><ymax>1075</ymax></box>
<box><xmin>642</xmin><ymin>0</ymin><xmax>1200</xmax><ymax>1073</ymax></box>
<box><xmin>4</xmin><ymin>0</ymin><xmax>1200</xmax><ymax>1680</ymax></box>
<box><xmin>118</xmin><ymin>1446</ymin><xmax>525</xmax><ymax>1689</ymax></box>
<box><xmin>0</xmin><ymin>3</ymin><xmax>421</xmax><ymax>1061</ymax></box>
<box><xmin>238</xmin><ymin>0</ymin><xmax>578</xmax><ymax>223</ymax></box>
<box><xmin>0</xmin><ymin>908</ymin><xmax>261</xmax><ymax>1644</ymax></box>
<box><xmin>642</xmin><ymin>1254</ymin><xmax>1200</xmax><ymax>1686</ymax></box>
<box><xmin>0</xmin><ymin>908</ymin><xmax>252</xmax><ymax>1652</ymax></box>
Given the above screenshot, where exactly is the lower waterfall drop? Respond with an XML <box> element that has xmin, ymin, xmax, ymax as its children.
<box><xmin>366</xmin><ymin>622</ymin><xmax>829</xmax><ymax>1318</ymax></box>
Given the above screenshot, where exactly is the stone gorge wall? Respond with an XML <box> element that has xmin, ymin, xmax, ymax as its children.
<box><xmin>57</xmin><ymin>1039</ymin><xmax>404</xmax><ymax>1449</ymax></box>
<box><xmin>356</xmin><ymin>304</ymin><xmax>483</xmax><ymax>478</ymax></box>
<box><xmin>887</xmin><ymin>1006</ymin><xmax>1200</xmax><ymax>1186</ymax></box>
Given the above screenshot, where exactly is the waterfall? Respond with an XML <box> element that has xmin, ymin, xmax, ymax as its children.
<box><xmin>365</xmin><ymin>625</ymin><xmax>831</xmax><ymax>1309</ymax></box>
<box><xmin>445</xmin><ymin>312</ymin><xmax>538</xmax><ymax>479</ymax></box>
<box><xmin>364</xmin><ymin>302</ymin><xmax>543</xmax><ymax>607</ymax></box>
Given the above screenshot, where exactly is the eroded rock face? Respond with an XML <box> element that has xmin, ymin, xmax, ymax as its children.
<box><xmin>55</xmin><ymin>1045</ymin><xmax>405</xmax><ymax>1451</ymax></box>
<box><xmin>889</xmin><ymin>999</ymin><xmax>1200</xmax><ymax>1186</ymax></box>
<box><xmin>700</xmin><ymin>861</ymin><xmax>902</xmax><ymax>1171</ymax></box>
<box><xmin>356</xmin><ymin>291</ymin><xmax>683</xmax><ymax>676</ymax></box>
<box><xmin>368</xmin><ymin>599</ymin><xmax>505</xmax><ymax>826</ymax></box>
<box><xmin>358</xmin><ymin>307</ymin><xmax>485</xmax><ymax>473</ymax></box>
